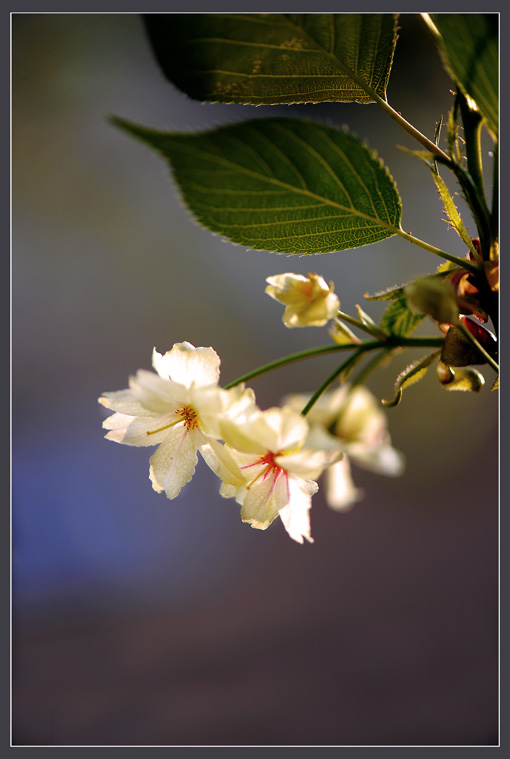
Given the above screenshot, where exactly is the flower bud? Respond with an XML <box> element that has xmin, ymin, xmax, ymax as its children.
<box><xmin>404</xmin><ymin>277</ymin><xmax>459</xmax><ymax>325</ymax></box>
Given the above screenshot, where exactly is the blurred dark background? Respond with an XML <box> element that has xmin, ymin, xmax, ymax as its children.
<box><xmin>12</xmin><ymin>13</ymin><xmax>498</xmax><ymax>746</ymax></box>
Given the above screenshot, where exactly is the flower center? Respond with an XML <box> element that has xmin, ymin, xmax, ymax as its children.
<box><xmin>241</xmin><ymin>451</ymin><xmax>285</xmax><ymax>490</ymax></box>
<box><xmin>176</xmin><ymin>405</ymin><xmax>199</xmax><ymax>430</ymax></box>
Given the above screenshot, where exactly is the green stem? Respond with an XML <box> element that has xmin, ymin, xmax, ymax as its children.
<box><xmin>301</xmin><ymin>351</ymin><xmax>364</xmax><ymax>417</ymax></box>
<box><xmin>457</xmin><ymin>321</ymin><xmax>499</xmax><ymax>373</ymax></box>
<box><xmin>396</xmin><ymin>229</ymin><xmax>480</xmax><ymax>274</ymax></box>
<box><xmin>335</xmin><ymin>310</ymin><xmax>379</xmax><ymax>338</ymax></box>
<box><xmin>225</xmin><ymin>336</ymin><xmax>444</xmax><ymax>389</ymax></box>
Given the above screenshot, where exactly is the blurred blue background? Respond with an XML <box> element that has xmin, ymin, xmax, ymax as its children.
<box><xmin>12</xmin><ymin>13</ymin><xmax>498</xmax><ymax>746</ymax></box>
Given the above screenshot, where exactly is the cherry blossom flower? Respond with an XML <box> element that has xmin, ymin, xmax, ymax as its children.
<box><xmin>218</xmin><ymin>406</ymin><xmax>341</xmax><ymax>544</ymax></box>
<box><xmin>265</xmin><ymin>272</ymin><xmax>340</xmax><ymax>328</ymax></box>
<box><xmin>284</xmin><ymin>384</ymin><xmax>405</xmax><ymax>511</ymax></box>
<box><xmin>99</xmin><ymin>342</ymin><xmax>254</xmax><ymax>499</ymax></box>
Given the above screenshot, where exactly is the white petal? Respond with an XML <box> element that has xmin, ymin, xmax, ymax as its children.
<box><xmin>103</xmin><ymin>412</ymin><xmax>173</xmax><ymax>447</ymax></box>
<box><xmin>130</xmin><ymin>370</ymin><xmax>187</xmax><ymax>412</ymax></box>
<box><xmin>278</xmin><ymin>476</ymin><xmax>317</xmax><ymax>544</ymax></box>
<box><xmin>152</xmin><ymin>343</ymin><xmax>220</xmax><ymax>388</ymax></box>
<box><xmin>347</xmin><ymin>442</ymin><xmax>405</xmax><ymax>477</ymax></box>
<box><xmin>240</xmin><ymin>470</ymin><xmax>289</xmax><ymax>531</ymax></box>
<box><xmin>282</xmin><ymin>385</ymin><xmax>348</xmax><ymax>427</ymax></box>
<box><xmin>325</xmin><ymin>457</ymin><xmax>363</xmax><ymax>512</ymax></box>
<box><xmin>219</xmin><ymin>482</ymin><xmax>238</xmax><ymax>499</ymax></box>
<box><xmin>149</xmin><ymin>425</ymin><xmax>198</xmax><ymax>499</ymax></box>
<box><xmin>99</xmin><ymin>390</ymin><xmax>155</xmax><ymax>417</ymax></box>
<box><xmin>198</xmin><ymin>439</ymin><xmax>246</xmax><ymax>487</ymax></box>
<box><xmin>277</xmin><ymin>445</ymin><xmax>341</xmax><ymax>481</ymax></box>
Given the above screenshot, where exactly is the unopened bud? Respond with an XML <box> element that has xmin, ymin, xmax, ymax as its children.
<box><xmin>436</xmin><ymin>361</ymin><xmax>455</xmax><ymax>385</ymax></box>
<box><xmin>405</xmin><ymin>277</ymin><xmax>459</xmax><ymax>325</ymax></box>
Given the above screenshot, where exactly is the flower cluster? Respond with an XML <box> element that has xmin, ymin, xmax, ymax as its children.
<box><xmin>99</xmin><ymin>341</ymin><xmax>342</xmax><ymax>543</ymax></box>
<box><xmin>99</xmin><ymin>273</ymin><xmax>405</xmax><ymax>543</ymax></box>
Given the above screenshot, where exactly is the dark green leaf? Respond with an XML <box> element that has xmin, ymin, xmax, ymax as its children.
<box><xmin>382</xmin><ymin>350</ymin><xmax>440</xmax><ymax>407</ymax></box>
<box><xmin>425</xmin><ymin>14</ymin><xmax>498</xmax><ymax>137</ymax></box>
<box><xmin>144</xmin><ymin>13</ymin><xmax>399</xmax><ymax>105</ymax></box>
<box><xmin>112</xmin><ymin>117</ymin><xmax>402</xmax><ymax>255</ymax></box>
<box><xmin>380</xmin><ymin>293</ymin><xmax>424</xmax><ymax>337</ymax></box>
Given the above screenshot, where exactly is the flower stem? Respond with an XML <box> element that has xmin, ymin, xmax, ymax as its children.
<box><xmin>301</xmin><ymin>350</ymin><xmax>364</xmax><ymax>417</ymax></box>
<box><xmin>457</xmin><ymin>322</ymin><xmax>499</xmax><ymax>373</ymax></box>
<box><xmin>395</xmin><ymin>229</ymin><xmax>480</xmax><ymax>274</ymax></box>
<box><xmin>225</xmin><ymin>336</ymin><xmax>444</xmax><ymax>388</ymax></box>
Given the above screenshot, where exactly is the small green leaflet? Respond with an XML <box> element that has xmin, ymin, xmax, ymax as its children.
<box><xmin>143</xmin><ymin>13</ymin><xmax>399</xmax><ymax>105</ymax></box>
<box><xmin>379</xmin><ymin>294</ymin><xmax>424</xmax><ymax>338</ymax></box>
<box><xmin>382</xmin><ymin>350</ymin><xmax>440</xmax><ymax>407</ymax></box>
<box><xmin>424</xmin><ymin>14</ymin><xmax>498</xmax><ymax>138</ymax></box>
<box><xmin>112</xmin><ymin>117</ymin><xmax>402</xmax><ymax>255</ymax></box>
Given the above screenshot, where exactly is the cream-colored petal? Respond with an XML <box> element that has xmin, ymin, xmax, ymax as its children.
<box><xmin>263</xmin><ymin>406</ymin><xmax>309</xmax><ymax>452</ymax></box>
<box><xmin>240</xmin><ymin>470</ymin><xmax>289</xmax><ymax>531</ymax></box>
<box><xmin>130</xmin><ymin>370</ymin><xmax>187</xmax><ymax>412</ymax></box>
<box><xmin>347</xmin><ymin>442</ymin><xmax>405</xmax><ymax>477</ymax></box>
<box><xmin>334</xmin><ymin>386</ymin><xmax>387</xmax><ymax>444</ymax></box>
<box><xmin>219</xmin><ymin>414</ymin><xmax>268</xmax><ymax>455</ymax></box>
<box><xmin>277</xmin><ymin>445</ymin><xmax>341</xmax><ymax>481</ymax></box>
<box><xmin>325</xmin><ymin>457</ymin><xmax>363</xmax><ymax>511</ymax></box>
<box><xmin>152</xmin><ymin>343</ymin><xmax>220</xmax><ymax>388</ymax></box>
<box><xmin>98</xmin><ymin>390</ymin><xmax>155</xmax><ymax>417</ymax></box>
<box><xmin>103</xmin><ymin>412</ymin><xmax>173</xmax><ymax>447</ymax></box>
<box><xmin>219</xmin><ymin>482</ymin><xmax>238</xmax><ymax>499</ymax></box>
<box><xmin>282</xmin><ymin>385</ymin><xmax>348</xmax><ymax>427</ymax></box>
<box><xmin>149</xmin><ymin>425</ymin><xmax>198</xmax><ymax>499</ymax></box>
<box><xmin>278</xmin><ymin>476</ymin><xmax>317</xmax><ymax>544</ymax></box>
<box><xmin>198</xmin><ymin>439</ymin><xmax>246</xmax><ymax>487</ymax></box>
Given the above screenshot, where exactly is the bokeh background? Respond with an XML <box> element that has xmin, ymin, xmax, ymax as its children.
<box><xmin>12</xmin><ymin>13</ymin><xmax>498</xmax><ymax>746</ymax></box>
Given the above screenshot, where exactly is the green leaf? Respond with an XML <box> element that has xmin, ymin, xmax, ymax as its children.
<box><xmin>424</xmin><ymin>14</ymin><xmax>498</xmax><ymax>138</ymax></box>
<box><xmin>355</xmin><ymin>305</ymin><xmax>387</xmax><ymax>339</ymax></box>
<box><xmin>144</xmin><ymin>13</ymin><xmax>399</xmax><ymax>105</ymax></box>
<box><xmin>380</xmin><ymin>294</ymin><xmax>424</xmax><ymax>338</ymax></box>
<box><xmin>382</xmin><ymin>350</ymin><xmax>441</xmax><ymax>407</ymax></box>
<box><xmin>430</xmin><ymin>170</ymin><xmax>478</xmax><ymax>255</ymax></box>
<box><xmin>330</xmin><ymin>320</ymin><xmax>360</xmax><ymax>346</ymax></box>
<box><xmin>112</xmin><ymin>117</ymin><xmax>402</xmax><ymax>255</ymax></box>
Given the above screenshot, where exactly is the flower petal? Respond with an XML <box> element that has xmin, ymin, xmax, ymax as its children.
<box><xmin>103</xmin><ymin>412</ymin><xmax>173</xmax><ymax>447</ymax></box>
<box><xmin>198</xmin><ymin>439</ymin><xmax>246</xmax><ymax>487</ymax></box>
<box><xmin>130</xmin><ymin>370</ymin><xmax>187</xmax><ymax>412</ymax></box>
<box><xmin>278</xmin><ymin>476</ymin><xmax>317</xmax><ymax>543</ymax></box>
<box><xmin>152</xmin><ymin>343</ymin><xmax>220</xmax><ymax>388</ymax></box>
<box><xmin>347</xmin><ymin>442</ymin><xmax>405</xmax><ymax>477</ymax></box>
<box><xmin>149</xmin><ymin>425</ymin><xmax>198</xmax><ymax>499</ymax></box>
<box><xmin>325</xmin><ymin>457</ymin><xmax>363</xmax><ymax>511</ymax></box>
<box><xmin>240</xmin><ymin>470</ymin><xmax>289</xmax><ymax>531</ymax></box>
<box><xmin>99</xmin><ymin>390</ymin><xmax>156</xmax><ymax>417</ymax></box>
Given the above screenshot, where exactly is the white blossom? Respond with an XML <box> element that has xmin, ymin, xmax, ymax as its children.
<box><xmin>265</xmin><ymin>272</ymin><xmax>340</xmax><ymax>328</ymax></box>
<box><xmin>99</xmin><ymin>342</ymin><xmax>253</xmax><ymax>499</ymax></box>
<box><xmin>284</xmin><ymin>384</ymin><xmax>405</xmax><ymax>511</ymax></box>
<box><xmin>218</xmin><ymin>406</ymin><xmax>340</xmax><ymax>544</ymax></box>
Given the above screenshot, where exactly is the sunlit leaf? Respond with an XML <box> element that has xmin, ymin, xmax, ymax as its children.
<box><xmin>382</xmin><ymin>350</ymin><xmax>440</xmax><ymax>407</ymax></box>
<box><xmin>144</xmin><ymin>13</ymin><xmax>399</xmax><ymax>105</ymax></box>
<box><xmin>424</xmin><ymin>13</ymin><xmax>498</xmax><ymax>137</ymax></box>
<box><xmin>380</xmin><ymin>293</ymin><xmax>424</xmax><ymax>337</ymax></box>
<box><xmin>112</xmin><ymin>117</ymin><xmax>402</xmax><ymax>255</ymax></box>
